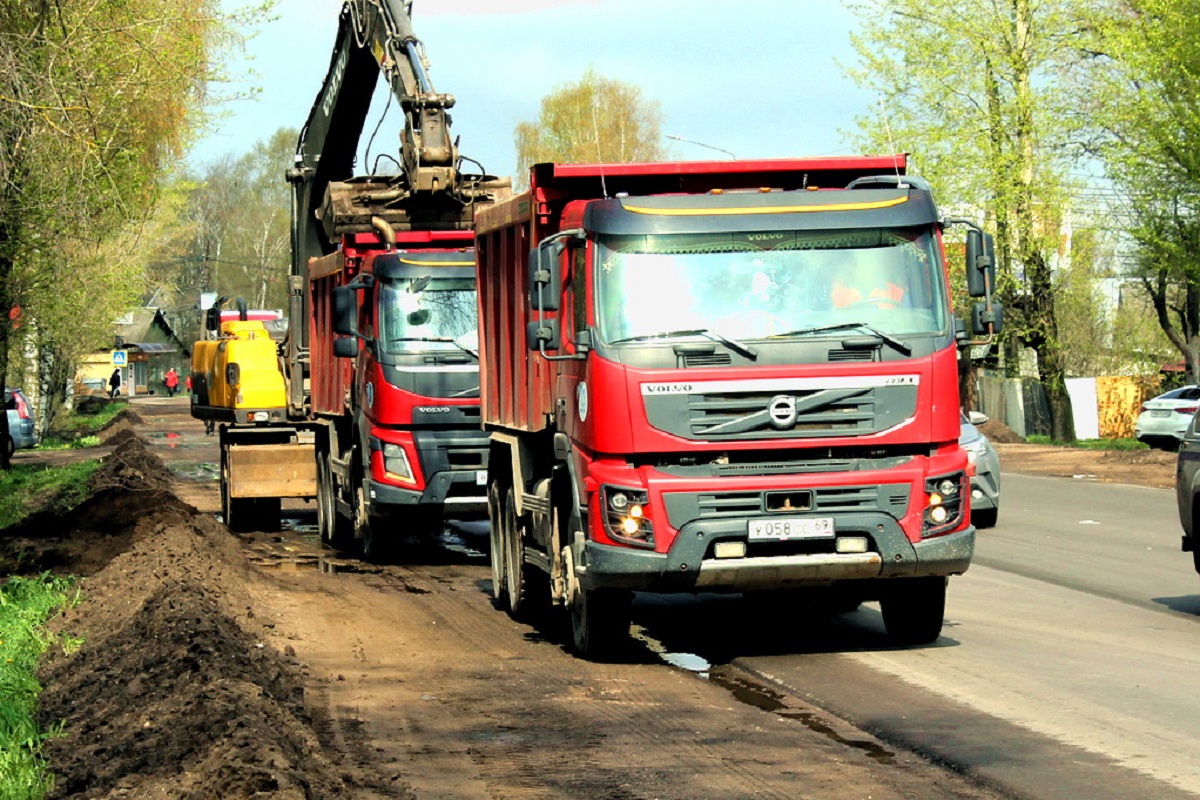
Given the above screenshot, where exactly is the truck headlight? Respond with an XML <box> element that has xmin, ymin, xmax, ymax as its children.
<box><xmin>600</xmin><ymin>484</ymin><xmax>654</xmax><ymax>549</ymax></box>
<box><xmin>382</xmin><ymin>442</ymin><xmax>414</xmax><ymax>483</ymax></box>
<box><xmin>923</xmin><ymin>472</ymin><xmax>966</xmax><ymax>537</ymax></box>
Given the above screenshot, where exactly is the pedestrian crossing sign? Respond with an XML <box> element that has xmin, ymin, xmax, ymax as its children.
<box><xmin>112</xmin><ymin>350</ymin><xmax>128</xmax><ymax>366</ymax></box>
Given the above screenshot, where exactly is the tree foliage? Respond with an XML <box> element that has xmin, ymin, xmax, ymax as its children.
<box><xmin>515</xmin><ymin>68</ymin><xmax>666</xmax><ymax>183</ymax></box>
<box><xmin>0</xmin><ymin>0</ymin><xmax>266</xmax><ymax>463</ymax></box>
<box><xmin>1084</xmin><ymin>0</ymin><xmax>1200</xmax><ymax>382</ymax></box>
<box><xmin>846</xmin><ymin>0</ymin><xmax>1090</xmax><ymax>439</ymax></box>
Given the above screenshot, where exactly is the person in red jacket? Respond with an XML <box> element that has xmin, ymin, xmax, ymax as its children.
<box><xmin>164</xmin><ymin>367</ymin><xmax>180</xmax><ymax>397</ymax></box>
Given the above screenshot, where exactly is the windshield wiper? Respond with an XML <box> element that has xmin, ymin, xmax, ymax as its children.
<box><xmin>388</xmin><ymin>336</ymin><xmax>478</xmax><ymax>360</ymax></box>
<box><xmin>608</xmin><ymin>328</ymin><xmax>757</xmax><ymax>360</ymax></box>
<box><xmin>769</xmin><ymin>322</ymin><xmax>912</xmax><ymax>355</ymax></box>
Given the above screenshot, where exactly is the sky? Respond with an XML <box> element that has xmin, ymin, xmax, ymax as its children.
<box><xmin>190</xmin><ymin>0</ymin><xmax>878</xmax><ymax>180</ymax></box>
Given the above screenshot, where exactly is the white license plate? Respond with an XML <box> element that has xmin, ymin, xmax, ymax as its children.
<box><xmin>748</xmin><ymin>516</ymin><xmax>835</xmax><ymax>541</ymax></box>
<box><xmin>475</xmin><ymin>470</ymin><xmax>488</xmax><ymax>486</ymax></box>
<box><xmin>1151</xmin><ymin>409</ymin><xmax>1171</xmax><ymax>418</ymax></box>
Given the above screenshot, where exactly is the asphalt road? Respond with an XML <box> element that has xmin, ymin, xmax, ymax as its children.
<box><xmin>639</xmin><ymin>474</ymin><xmax>1200</xmax><ymax>800</ymax></box>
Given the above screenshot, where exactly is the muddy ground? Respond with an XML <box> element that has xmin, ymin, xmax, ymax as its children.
<box><xmin>0</xmin><ymin>399</ymin><xmax>1176</xmax><ymax>799</ymax></box>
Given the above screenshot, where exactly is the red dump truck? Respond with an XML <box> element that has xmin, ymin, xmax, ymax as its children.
<box><xmin>475</xmin><ymin>156</ymin><xmax>1001</xmax><ymax>658</ymax></box>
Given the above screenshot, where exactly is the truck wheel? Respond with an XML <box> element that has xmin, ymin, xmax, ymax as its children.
<box><xmin>317</xmin><ymin>451</ymin><xmax>352</xmax><ymax>550</ymax></box>
<box><xmin>361</xmin><ymin>509</ymin><xmax>396</xmax><ymax>564</ymax></box>
<box><xmin>503</xmin><ymin>488</ymin><xmax>548</xmax><ymax>621</ymax></box>
<box><xmin>488</xmin><ymin>482</ymin><xmax>508</xmax><ymax>606</ymax></box>
<box><xmin>571</xmin><ymin>586</ymin><xmax>632</xmax><ymax>661</ymax></box>
<box><xmin>880</xmin><ymin>577</ymin><xmax>946</xmax><ymax>645</ymax></box>
<box><xmin>564</xmin><ymin>546</ymin><xmax>631</xmax><ymax>659</ymax></box>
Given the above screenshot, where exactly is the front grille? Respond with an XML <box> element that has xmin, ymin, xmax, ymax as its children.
<box><xmin>690</xmin><ymin>389</ymin><xmax>874</xmax><ymax>437</ymax></box>
<box><xmin>828</xmin><ymin>348</ymin><xmax>874</xmax><ymax>362</ymax></box>
<box><xmin>685</xmin><ymin>352</ymin><xmax>732</xmax><ymax>368</ymax></box>
<box><xmin>664</xmin><ymin>484</ymin><xmax>911</xmax><ymax>530</ymax></box>
<box><xmin>446</xmin><ymin>448</ymin><xmax>486</xmax><ymax>469</ymax></box>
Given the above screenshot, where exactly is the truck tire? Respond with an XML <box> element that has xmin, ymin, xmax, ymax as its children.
<box><xmin>503</xmin><ymin>488</ymin><xmax>548</xmax><ymax>621</ymax></box>
<box><xmin>361</xmin><ymin>508</ymin><xmax>396</xmax><ymax>564</ymax></box>
<box><xmin>880</xmin><ymin>577</ymin><xmax>946</xmax><ymax>645</ymax></box>
<box><xmin>563</xmin><ymin>546</ymin><xmax>631</xmax><ymax>659</ymax></box>
<box><xmin>317</xmin><ymin>450</ymin><xmax>353</xmax><ymax>550</ymax></box>
<box><xmin>570</xmin><ymin>586</ymin><xmax>632</xmax><ymax>661</ymax></box>
<box><xmin>487</xmin><ymin>481</ymin><xmax>508</xmax><ymax>606</ymax></box>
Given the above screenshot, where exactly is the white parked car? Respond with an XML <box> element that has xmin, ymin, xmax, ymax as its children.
<box><xmin>1135</xmin><ymin>386</ymin><xmax>1200</xmax><ymax>450</ymax></box>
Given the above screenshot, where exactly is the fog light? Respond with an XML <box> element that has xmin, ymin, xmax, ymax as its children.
<box><xmin>930</xmin><ymin>505</ymin><xmax>949</xmax><ymax>524</ymax></box>
<box><xmin>836</xmin><ymin>536</ymin><xmax>869</xmax><ymax>554</ymax></box>
<box><xmin>252</xmin><ymin>411</ymin><xmax>269</xmax><ymax>422</ymax></box>
<box><xmin>629</xmin><ymin>504</ymin><xmax>643</xmax><ymax>519</ymax></box>
<box><xmin>609</xmin><ymin>492</ymin><xmax>630</xmax><ymax>511</ymax></box>
<box><xmin>714</xmin><ymin>541</ymin><xmax>746</xmax><ymax>559</ymax></box>
<box><xmin>929</xmin><ymin>492</ymin><xmax>943</xmax><ymax>505</ymax></box>
<box><xmin>972</xmin><ymin>488</ymin><xmax>983</xmax><ymax>499</ymax></box>
<box><xmin>938</xmin><ymin>478</ymin><xmax>958</xmax><ymax>496</ymax></box>
<box><xmin>621</xmin><ymin>517</ymin><xmax>640</xmax><ymax>535</ymax></box>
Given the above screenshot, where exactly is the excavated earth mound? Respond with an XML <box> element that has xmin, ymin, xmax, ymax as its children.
<box><xmin>18</xmin><ymin>437</ymin><xmax>360</xmax><ymax>798</ymax></box>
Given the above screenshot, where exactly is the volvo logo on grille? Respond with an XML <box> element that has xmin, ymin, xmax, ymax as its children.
<box><xmin>768</xmin><ymin>395</ymin><xmax>798</xmax><ymax>429</ymax></box>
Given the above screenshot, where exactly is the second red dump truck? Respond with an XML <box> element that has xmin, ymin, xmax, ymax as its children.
<box><xmin>476</xmin><ymin>155</ymin><xmax>1001</xmax><ymax>658</ymax></box>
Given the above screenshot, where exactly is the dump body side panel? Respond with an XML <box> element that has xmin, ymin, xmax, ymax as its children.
<box><xmin>477</xmin><ymin>193</ymin><xmax>545</xmax><ymax>432</ymax></box>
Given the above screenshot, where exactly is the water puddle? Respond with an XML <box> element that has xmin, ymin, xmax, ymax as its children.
<box><xmin>168</xmin><ymin>462</ymin><xmax>219</xmax><ymax>481</ymax></box>
<box><xmin>708</xmin><ymin>672</ymin><xmax>896</xmax><ymax>766</ymax></box>
<box><xmin>631</xmin><ymin>626</ymin><xmax>712</xmax><ymax>679</ymax></box>
<box><xmin>143</xmin><ymin>430</ymin><xmax>205</xmax><ymax>449</ymax></box>
<box><xmin>436</xmin><ymin>527</ymin><xmax>486</xmax><ymax>560</ymax></box>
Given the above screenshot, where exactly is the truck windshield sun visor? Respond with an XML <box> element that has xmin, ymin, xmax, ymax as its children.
<box><xmin>595</xmin><ymin>227</ymin><xmax>949</xmax><ymax>347</ymax></box>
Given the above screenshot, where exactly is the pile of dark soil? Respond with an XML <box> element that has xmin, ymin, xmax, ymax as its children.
<box><xmin>978</xmin><ymin>418</ymin><xmax>1025</xmax><ymax>444</ymax></box>
<box><xmin>14</xmin><ymin>436</ymin><xmax>355</xmax><ymax>798</ymax></box>
<box><xmin>0</xmin><ymin>437</ymin><xmax>179</xmax><ymax>576</ymax></box>
<box><xmin>96</xmin><ymin>408</ymin><xmax>147</xmax><ymax>444</ymax></box>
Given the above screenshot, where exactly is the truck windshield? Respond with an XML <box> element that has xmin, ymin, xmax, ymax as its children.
<box><xmin>594</xmin><ymin>228</ymin><xmax>948</xmax><ymax>345</ymax></box>
<box><xmin>379</xmin><ymin>276</ymin><xmax>479</xmax><ymax>355</ymax></box>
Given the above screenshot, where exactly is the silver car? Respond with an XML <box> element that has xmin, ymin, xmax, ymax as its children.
<box><xmin>1136</xmin><ymin>385</ymin><xmax>1200</xmax><ymax>450</ymax></box>
<box><xmin>960</xmin><ymin>410</ymin><xmax>1000</xmax><ymax>529</ymax></box>
<box><xmin>4</xmin><ymin>387</ymin><xmax>38</xmax><ymax>458</ymax></box>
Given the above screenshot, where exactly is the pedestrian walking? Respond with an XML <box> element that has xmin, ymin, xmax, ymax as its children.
<box><xmin>109</xmin><ymin>368</ymin><xmax>122</xmax><ymax>399</ymax></box>
<box><xmin>164</xmin><ymin>368</ymin><xmax>179</xmax><ymax>397</ymax></box>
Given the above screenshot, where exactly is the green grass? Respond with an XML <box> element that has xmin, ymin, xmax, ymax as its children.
<box><xmin>33</xmin><ymin>400</ymin><xmax>122</xmax><ymax>452</ymax></box>
<box><xmin>0</xmin><ymin>461</ymin><xmax>101</xmax><ymax>531</ymax></box>
<box><xmin>1025</xmin><ymin>435</ymin><xmax>1149</xmax><ymax>451</ymax></box>
<box><xmin>33</xmin><ymin>435</ymin><xmax>100</xmax><ymax>452</ymax></box>
<box><xmin>0</xmin><ymin>574</ymin><xmax>79</xmax><ymax>799</ymax></box>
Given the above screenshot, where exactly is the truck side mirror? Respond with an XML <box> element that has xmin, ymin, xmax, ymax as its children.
<box><xmin>527</xmin><ymin>241</ymin><xmax>562</xmax><ymax>312</ymax></box>
<box><xmin>332</xmin><ymin>285</ymin><xmax>357</xmax><ymax>336</ymax></box>
<box><xmin>965</xmin><ymin>230</ymin><xmax>996</xmax><ymax>298</ymax></box>
<box><xmin>971</xmin><ymin>301</ymin><xmax>1004</xmax><ymax>336</ymax></box>
<box><xmin>527</xmin><ymin>318</ymin><xmax>561</xmax><ymax>352</ymax></box>
<box><xmin>333</xmin><ymin>336</ymin><xmax>360</xmax><ymax>358</ymax></box>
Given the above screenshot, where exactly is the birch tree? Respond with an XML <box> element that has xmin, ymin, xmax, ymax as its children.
<box><xmin>515</xmin><ymin>68</ymin><xmax>666</xmax><ymax>184</ymax></box>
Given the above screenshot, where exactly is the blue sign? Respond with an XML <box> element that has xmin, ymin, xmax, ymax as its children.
<box><xmin>112</xmin><ymin>350</ymin><xmax>128</xmax><ymax>366</ymax></box>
